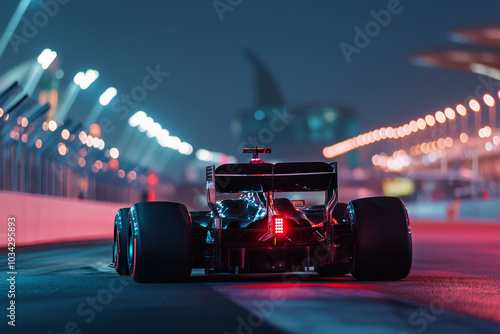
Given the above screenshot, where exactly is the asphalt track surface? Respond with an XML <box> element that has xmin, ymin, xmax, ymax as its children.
<box><xmin>2</xmin><ymin>222</ymin><xmax>500</xmax><ymax>334</ymax></box>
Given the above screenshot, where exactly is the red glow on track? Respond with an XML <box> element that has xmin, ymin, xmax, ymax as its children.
<box><xmin>224</xmin><ymin>282</ymin><xmax>374</xmax><ymax>290</ymax></box>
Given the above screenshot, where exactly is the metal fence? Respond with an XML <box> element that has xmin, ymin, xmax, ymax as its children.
<box><xmin>0</xmin><ymin>81</ymin><xmax>144</xmax><ymax>203</ymax></box>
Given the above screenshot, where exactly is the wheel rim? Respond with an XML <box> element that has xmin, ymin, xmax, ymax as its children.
<box><xmin>128</xmin><ymin>223</ymin><xmax>134</xmax><ymax>274</ymax></box>
<box><xmin>113</xmin><ymin>211</ymin><xmax>123</xmax><ymax>264</ymax></box>
<box><xmin>113</xmin><ymin>228</ymin><xmax>118</xmax><ymax>264</ymax></box>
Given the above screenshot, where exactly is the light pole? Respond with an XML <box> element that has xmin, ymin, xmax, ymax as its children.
<box><xmin>83</xmin><ymin>87</ymin><xmax>117</xmax><ymax>127</ymax></box>
<box><xmin>483</xmin><ymin>94</ymin><xmax>495</xmax><ymax>129</ymax></box>
<box><xmin>469</xmin><ymin>99</ymin><xmax>481</xmax><ymax>133</ymax></box>
<box><xmin>54</xmin><ymin>70</ymin><xmax>99</xmax><ymax>123</ymax></box>
<box><xmin>0</xmin><ymin>0</ymin><xmax>31</xmax><ymax>59</ymax></box>
<box><xmin>456</xmin><ymin>104</ymin><xmax>467</xmax><ymax>134</ymax></box>
<box><xmin>23</xmin><ymin>48</ymin><xmax>57</xmax><ymax>96</ymax></box>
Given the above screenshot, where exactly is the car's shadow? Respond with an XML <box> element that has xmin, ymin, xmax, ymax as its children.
<box><xmin>187</xmin><ymin>270</ymin><xmax>357</xmax><ymax>284</ymax></box>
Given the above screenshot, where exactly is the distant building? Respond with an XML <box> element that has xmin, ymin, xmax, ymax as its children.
<box><xmin>232</xmin><ymin>50</ymin><xmax>359</xmax><ymax>167</ymax></box>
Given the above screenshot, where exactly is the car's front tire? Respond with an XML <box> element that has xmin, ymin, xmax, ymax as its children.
<box><xmin>128</xmin><ymin>202</ymin><xmax>193</xmax><ymax>283</ymax></box>
<box><xmin>348</xmin><ymin>196</ymin><xmax>412</xmax><ymax>280</ymax></box>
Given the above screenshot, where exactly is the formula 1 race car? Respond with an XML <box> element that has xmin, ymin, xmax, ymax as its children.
<box><xmin>111</xmin><ymin>148</ymin><xmax>412</xmax><ymax>282</ymax></box>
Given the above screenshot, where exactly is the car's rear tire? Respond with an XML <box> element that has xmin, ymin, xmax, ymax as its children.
<box><xmin>113</xmin><ymin>208</ymin><xmax>130</xmax><ymax>275</ymax></box>
<box><xmin>348</xmin><ymin>196</ymin><xmax>412</xmax><ymax>280</ymax></box>
<box><xmin>128</xmin><ymin>202</ymin><xmax>192</xmax><ymax>283</ymax></box>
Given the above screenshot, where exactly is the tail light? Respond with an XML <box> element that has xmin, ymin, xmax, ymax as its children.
<box><xmin>273</xmin><ymin>216</ymin><xmax>286</xmax><ymax>235</ymax></box>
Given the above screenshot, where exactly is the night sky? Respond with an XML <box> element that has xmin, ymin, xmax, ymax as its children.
<box><xmin>1</xmin><ymin>0</ymin><xmax>499</xmax><ymax>159</ymax></box>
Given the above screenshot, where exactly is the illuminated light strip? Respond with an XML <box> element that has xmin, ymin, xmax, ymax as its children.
<box><xmin>409</xmin><ymin>136</ymin><xmax>454</xmax><ymax>156</ymax></box>
<box><xmin>323</xmin><ymin>90</ymin><xmax>500</xmax><ymax>159</ymax></box>
<box><xmin>128</xmin><ymin>112</ymin><xmax>236</xmax><ymax>164</ymax></box>
<box><xmin>128</xmin><ymin>111</ymin><xmax>193</xmax><ymax>155</ymax></box>
<box><xmin>372</xmin><ymin>136</ymin><xmax>454</xmax><ymax>171</ymax></box>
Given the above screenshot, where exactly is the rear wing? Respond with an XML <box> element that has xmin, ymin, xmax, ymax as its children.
<box><xmin>208</xmin><ymin>162</ymin><xmax>337</xmax><ymax>193</ymax></box>
<box><xmin>206</xmin><ymin>161</ymin><xmax>338</xmax><ymax>219</ymax></box>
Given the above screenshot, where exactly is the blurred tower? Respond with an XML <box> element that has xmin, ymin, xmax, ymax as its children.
<box><xmin>232</xmin><ymin>49</ymin><xmax>359</xmax><ymax>167</ymax></box>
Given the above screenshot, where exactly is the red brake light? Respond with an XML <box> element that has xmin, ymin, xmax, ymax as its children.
<box><xmin>273</xmin><ymin>216</ymin><xmax>286</xmax><ymax>235</ymax></box>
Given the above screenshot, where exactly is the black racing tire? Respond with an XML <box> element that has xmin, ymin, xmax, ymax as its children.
<box><xmin>128</xmin><ymin>202</ymin><xmax>193</xmax><ymax>283</ymax></box>
<box><xmin>113</xmin><ymin>208</ymin><xmax>130</xmax><ymax>275</ymax></box>
<box><xmin>348</xmin><ymin>196</ymin><xmax>412</xmax><ymax>280</ymax></box>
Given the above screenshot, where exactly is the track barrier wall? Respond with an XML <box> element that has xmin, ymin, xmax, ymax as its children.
<box><xmin>0</xmin><ymin>190</ymin><xmax>129</xmax><ymax>247</ymax></box>
<box><xmin>407</xmin><ymin>199</ymin><xmax>500</xmax><ymax>222</ymax></box>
